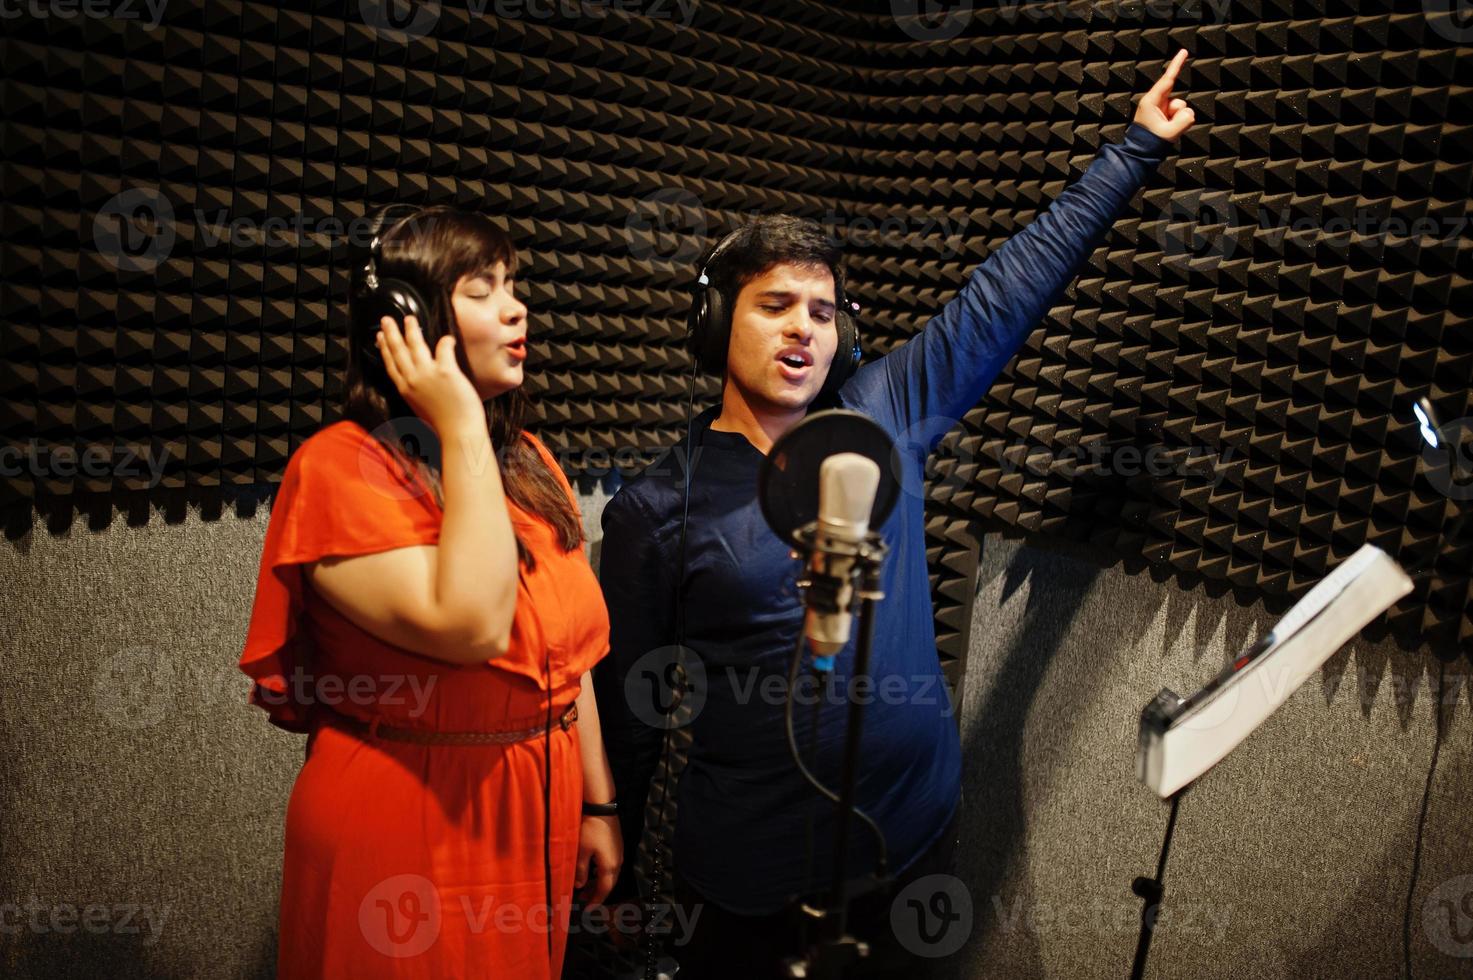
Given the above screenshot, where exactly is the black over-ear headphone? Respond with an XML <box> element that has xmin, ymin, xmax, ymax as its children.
<box><xmin>686</xmin><ymin>227</ymin><xmax>863</xmax><ymax>398</ymax></box>
<box><xmin>352</xmin><ymin>203</ymin><xmax>434</xmax><ymax>366</ymax></box>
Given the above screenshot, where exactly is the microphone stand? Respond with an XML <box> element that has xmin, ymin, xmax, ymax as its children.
<box><xmin>783</xmin><ymin>526</ymin><xmax>890</xmax><ymax>980</ymax></box>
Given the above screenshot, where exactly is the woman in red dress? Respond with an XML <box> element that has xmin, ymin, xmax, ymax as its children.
<box><xmin>238</xmin><ymin>206</ymin><xmax>621</xmax><ymax>978</ymax></box>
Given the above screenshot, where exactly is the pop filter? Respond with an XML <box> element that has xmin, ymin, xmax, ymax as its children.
<box><xmin>758</xmin><ymin>409</ymin><xmax>900</xmax><ymax>544</ymax></box>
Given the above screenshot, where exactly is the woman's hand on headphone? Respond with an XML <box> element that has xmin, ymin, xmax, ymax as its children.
<box><xmin>1134</xmin><ymin>48</ymin><xmax>1195</xmax><ymax>142</ymax></box>
<box><xmin>376</xmin><ymin>314</ymin><xmax>486</xmax><ymax>437</ymax></box>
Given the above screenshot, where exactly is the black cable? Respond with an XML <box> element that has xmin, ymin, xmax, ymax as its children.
<box><xmin>1402</xmin><ymin>657</ymin><xmax>1447</xmax><ymax>980</ymax></box>
<box><xmin>1399</xmin><ymin>507</ymin><xmax>1471</xmax><ymax>580</ymax></box>
<box><xmin>1389</xmin><ymin>468</ymin><xmax>1466</xmax><ymax>980</ymax></box>
<box><xmin>783</xmin><ymin>628</ymin><xmax>890</xmax><ymax>876</ymax></box>
<box><xmin>540</xmin><ymin>566</ymin><xmax>554</xmax><ymax>971</ymax></box>
<box><xmin>640</xmin><ymin>357</ymin><xmax>703</xmax><ymax>980</ymax></box>
<box><xmin>800</xmin><ymin>666</ymin><xmax>825</xmax><ymax>901</ymax></box>
<box><xmin>797</xmin><ymin>665</ymin><xmax>831</xmax><ymax>956</ymax></box>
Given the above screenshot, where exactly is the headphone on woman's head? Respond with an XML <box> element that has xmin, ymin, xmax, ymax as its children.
<box><xmin>686</xmin><ymin>227</ymin><xmax>863</xmax><ymax>398</ymax></box>
<box><xmin>352</xmin><ymin>204</ymin><xmax>434</xmax><ymax>366</ymax></box>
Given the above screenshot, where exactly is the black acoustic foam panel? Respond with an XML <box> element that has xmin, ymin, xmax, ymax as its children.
<box><xmin>860</xmin><ymin>1</ymin><xmax>1473</xmax><ymax>655</ymax></box>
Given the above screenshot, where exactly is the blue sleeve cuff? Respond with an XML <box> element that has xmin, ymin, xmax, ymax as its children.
<box><xmin>1122</xmin><ymin>121</ymin><xmax>1175</xmax><ymax>162</ymax></box>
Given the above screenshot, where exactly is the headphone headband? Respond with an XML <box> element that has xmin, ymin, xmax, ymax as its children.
<box><xmin>360</xmin><ymin>203</ymin><xmax>426</xmax><ymax>293</ymax></box>
<box><xmin>686</xmin><ymin>224</ymin><xmax>862</xmax><ymax>395</ymax></box>
<box><xmin>693</xmin><ymin>227</ymin><xmax>745</xmax><ymax>291</ymax></box>
<box><xmin>352</xmin><ymin>204</ymin><xmax>436</xmax><ymax>375</ymax></box>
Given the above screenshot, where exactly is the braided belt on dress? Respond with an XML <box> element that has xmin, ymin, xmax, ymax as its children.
<box><xmin>318</xmin><ymin>702</ymin><xmax>578</xmax><ymax>745</ymax></box>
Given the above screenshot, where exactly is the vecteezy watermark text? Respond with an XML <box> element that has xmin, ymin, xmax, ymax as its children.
<box><xmin>624</xmin><ymin>188</ymin><xmax>975</xmax><ymax>265</ymax></box>
<box><xmin>93</xmin><ymin>191</ymin><xmax>478</xmax><ymax>273</ymax></box>
<box><xmin>358</xmin><ymin>873</ymin><xmax>705</xmax><ymax>958</ymax></box>
<box><xmin>480</xmin><ymin>0</ymin><xmax>698</xmax><ymax>27</ymax></box>
<box><xmin>0</xmin><ymin>0</ymin><xmax>167</xmax><ymax>30</ymax></box>
<box><xmin>93</xmin><ymin>646</ymin><xmax>439</xmax><ymax>729</ymax></box>
<box><xmin>0</xmin><ymin>900</ymin><xmax>170</xmax><ymax>944</ymax></box>
<box><xmin>359</xmin><ymin>0</ymin><xmax>698</xmax><ymax>42</ymax></box>
<box><xmin>622</xmin><ymin>644</ymin><xmax>956</xmax><ymax>729</ymax></box>
<box><xmin>889</xmin><ymin>0</ymin><xmax>1229</xmax><ymax>42</ymax></box>
<box><xmin>1</xmin><ymin>441</ymin><xmax>170</xmax><ymax>487</ymax></box>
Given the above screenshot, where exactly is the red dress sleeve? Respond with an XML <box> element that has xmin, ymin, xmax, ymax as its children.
<box><xmin>238</xmin><ymin>421</ymin><xmax>442</xmax><ymax>733</ymax></box>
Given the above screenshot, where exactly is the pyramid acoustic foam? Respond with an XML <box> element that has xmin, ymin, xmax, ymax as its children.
<box><xmin>6</xmin><ymin>3</ymin><xmax>1466</xmax><ymax>658</ymax></box>
<box><xmin>857</xmin><ymin>1</ymin><xmax>1473</xmax><ymax>656</ymax></box>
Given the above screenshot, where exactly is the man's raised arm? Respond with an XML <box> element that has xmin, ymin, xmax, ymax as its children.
<box><xmin>845</xmin><ymin>50</ymin><xmax>1197</xmax><ymax>451</ymax></box>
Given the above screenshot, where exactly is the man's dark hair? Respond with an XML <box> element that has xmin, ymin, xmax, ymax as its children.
<box><xmin>708</xmin><ymin>214</ymin><xmax>847</xmax><ymax>303</ymax></box>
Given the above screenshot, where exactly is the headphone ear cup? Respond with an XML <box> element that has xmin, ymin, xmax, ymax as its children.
<box><xmin>822</xmin><ymin>307</ymin><xmax>861</xmax><ymax>394</ymax></box>
<box><xmin>686</xmin><ymin>288</ymin><xmax>710</xmax><ymax>372</ymax></box>
<box><xmin>841</xmin><ymin>308</ymin><xmax>860</xmax><ymax>372</ymax></box>
<box><xmin>357</xmin><ymin>277</ymin><xmax>434</xmax><ymax>363</ymax></box>
<box><xmin>701</xmin><ymin>287</ymin><xmax>731</xmax><ymax>374</ymax></box>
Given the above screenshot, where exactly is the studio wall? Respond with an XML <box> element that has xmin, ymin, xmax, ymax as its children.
<box><xmin>2</xmin><ymin>0</ymin><xmax>1470</xmax><ymax>977</ymax></box>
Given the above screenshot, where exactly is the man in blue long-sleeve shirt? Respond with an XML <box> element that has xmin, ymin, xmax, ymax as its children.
<box><xmin>594</xmin><ymin>51</ymin><xmax>1196</xmax><ymax>976</ymax></box>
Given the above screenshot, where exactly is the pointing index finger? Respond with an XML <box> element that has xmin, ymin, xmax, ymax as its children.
<box><xmin>1149</xmin><ymin>48</ymin><xmax>1189</xmax><ymax>100</ymax></box>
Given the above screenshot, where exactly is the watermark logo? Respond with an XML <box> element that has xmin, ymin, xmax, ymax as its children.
<box><xmin>1420</xmin><ymin>416</ymin><xmax>1473</xmax><ymax>503</ymax></box>
<box><xmin>194</xmin><ymin>209</ymin><xmax>432</xmax><ymax>251</ymax></box>
<box><xmin>93</xmin><ymin>646</ymin><xmax>174</xmax><ymax>729</ymax></box>
<box><xmin>93</xmin><ymin>649</ymin><xmax>438</xmax><ymax>729</ymax></box>
<box><xmin>1425</xmin><ymin>0</ymin><xmax>1473</xmax><ymax>43</ymax></box>
<box><xmin>894</xmin><ymin>416</ymin><xmax>966</xmax><ymax>501</ymax></box>
<box><xmin>359</xmin><ymin>874</ymin><xmax>442</xmax><ymax>958</ymax></box>
<box><xmin>890</xmin><ymin>0</ymin><xmax>973</xmax><ymax>41</ymax></box>
<box><xmin>359</xmin><ymin>417</ymin><xmax>447</xmax><ymax>503</ymax></box>
<box><xmin>626</xmin><ymin>187</ymin><xmax>709</xmax><ymax>266</ymax></box>
<box><xmin>474</xmin><ymin>0</ymin><xmax>699</xmax><ymax>29</ymax></box>
<box><xmin>891</xmin><ymin>873</ymin><xmax>973</xmax><ymax>958</ymax></box>
<box><xmin>990</xmin><ymin>893</ymin><xmax>1232</xmax><ymax>939</ymax></box>
<box><xmin>252</xmin><ymin>668</ymin><xmax>440</xmax><ymax>718</ymax></box>
<box><xmin>893</xmin><ymin>416</ymin><xmax>1237</xmax><ymax>503</ymax></box>
<box><xmin>1423</xmin><ymin>874</ymin><xmax>1473</xmax><ymax>958</ymax></box>
<box><xmin>726</xmin><ymin>667</ymin><xmax>956</xmax><ymax>716</ymax></box>
<box><xmin>1157</xmin><ymin>189</ymin><xmax>1239</xmax><ymax>270</ymax></box>
<box><xmin>820</xmin><ymin>209</ymin><xmax>973</xmax><ymax>261</ymax></box>
<box><xmin>94</xmin><ymin>188</ymin><xmax>175</xmax><ymax>273</ymax></box>
<box><xmin>994</xmin><ymin>0</ymin><xmax>1232</xmax><ymax>23</ymax></box>
<box><xmin>1255</xmin><ymin>207</ymin><xmax>1471</xmax><ymax>250</ymax></box>
<box><xmin>355</xmin><ymin>883</ymin><xmax>702</xmax><ymax>946</ymax></box>
<box><xmin>624</xmin><ymin>644</ymin><xmax>706</xmax><ymax>729</ymax></box>
<box><xmin>359</xmin><ymin>0</ymin><xmax>441</xmax><ymax>41</ymax></box>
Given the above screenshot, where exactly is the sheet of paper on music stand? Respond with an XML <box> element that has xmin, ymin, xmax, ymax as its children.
<box><xmin>1138</xmin><ymin>544</ymin><xmax>1415</xmax><ymax>798</ymax></box>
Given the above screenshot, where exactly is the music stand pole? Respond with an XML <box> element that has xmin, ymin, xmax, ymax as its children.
<box><xmin>1130</xmin><ymin>785</ymin><xmax>1188</xmax><ymax>980</ymax></box>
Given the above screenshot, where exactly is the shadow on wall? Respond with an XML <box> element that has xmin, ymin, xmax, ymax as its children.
<box><xmin>940</xmin><ymin>531</ymin><xmax>1470</xmax><ymax>980</ymax></box>
<box><xmin>0</xmin><ymin>930</ymin><xmax>206</xmax><ymax>980</ymax></box>
<box><xmin>942</xmin><ymin>538</ymin><xmax>1104</xmax><ymax>978</ymax></box>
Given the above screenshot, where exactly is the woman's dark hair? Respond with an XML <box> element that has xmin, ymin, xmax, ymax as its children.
<box><xmin>707</xmin><ymin>213</ymin><xmax>847</xmax><ymax>305</ymax></box>
<box><xmin>342</xmin><ymin>205</ymin><xmax>581</xmax><ymax>569</ymax></box>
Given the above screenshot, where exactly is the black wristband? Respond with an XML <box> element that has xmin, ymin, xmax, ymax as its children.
<box><xmin>582</xmin><ymin>799</ymin><xmax>618</xmax><ymax>817</ymax></box>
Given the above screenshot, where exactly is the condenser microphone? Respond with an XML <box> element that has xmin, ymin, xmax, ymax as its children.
<box><xmin>805</xmin><ymin>453</ymin><xmax>881</xmax><ymax>656</ymax></box>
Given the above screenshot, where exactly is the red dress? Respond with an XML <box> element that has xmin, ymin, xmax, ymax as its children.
<box><xmin>238</xmin><ymin>419</ymin><xmax>609</xmax><ymax>979</ymax></box>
